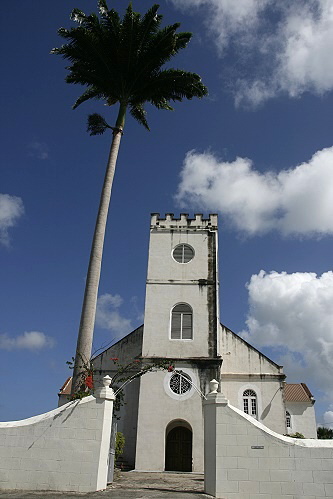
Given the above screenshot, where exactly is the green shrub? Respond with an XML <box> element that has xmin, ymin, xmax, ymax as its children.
<box><xmin>289</xmin><ymin>432</ymin><xmax>305</xmax><ymax>438</ymax></box>
<box><xmin>115</xmin><ymin>432</ymin><xmax>125</xmax><ymax>461</ymax></box>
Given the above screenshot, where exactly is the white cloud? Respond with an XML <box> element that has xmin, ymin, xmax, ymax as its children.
<box><xmin>323</xmin><ymin>411</ymin><xmax>333</xmax><ymax>429</ymax></box>
<box><xmin>0</xmin><ymin>331</ymin><xmax>55</xmax><ymax>351</ymax></box>
<box><xmin>176</xmin><ymin>146</ymin><xmax>333</xmax><ymax>236</ymax></box>
<box><xmin>171</xmin><ymin>0</ymin><xmax>333</xmax><ymax>105</ymax></box>
<box><xmin>0</xmin><ymin>194</ymin><xmax>24</xmax><ymax>246</ymax></box>
<box><xmin>173</xmin><ymin>0</ymin><xmax>269</xmax><ymax>53</ymax></box>
<box><xmin>27</xmin><ymin>141</ymin><xmax>49</xmax><ymax>160</ymax></box>
<box><xmin>240</xmin><ymin>270</ymin><xmax>333</xmax><ymax>408</ymax></box>
<box><xmin>96</xmin><ymin>293</ymin><xmax>132</xmax><ymax>334</ymax></box>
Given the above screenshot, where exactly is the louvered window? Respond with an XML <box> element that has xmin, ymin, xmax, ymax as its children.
<box><xmin>171</xmin><ymin>304</ymin><xmax>193</xmax><ymax>340</ymax></box>
<box><xmin>243</xmin><ymin>389</ymin><xmax>257</xmax><ymax>418</ymax></box>
<box><xmin>172</xmin><ymin>244</ymin><xmax>194</xmax><ymax>263</ymax></box>
<box><xmin>286</xmin><ymin>411</ymin><xmax>291</xmax><ymax>428</ymax></box>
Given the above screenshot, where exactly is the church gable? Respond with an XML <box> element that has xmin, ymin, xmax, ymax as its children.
<box><xmin>220</xmin><ymin>324</ymin><xmax>283</xmax><ymax>376</ymax></box>
<box><xmin>93</xmin><ymin>325</ymin><xmax>143</xmax><ymax>373</ymax></box>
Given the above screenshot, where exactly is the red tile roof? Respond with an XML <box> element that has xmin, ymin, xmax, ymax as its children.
<box><xmin>284</xmin><ymin>383</ymin><xmax>314</xmax><ymax>402</ymax></box>
<box><xmin>59</xmin><ymin>376</ymin><xmax>72</xmax><ymax>395</ymax></box>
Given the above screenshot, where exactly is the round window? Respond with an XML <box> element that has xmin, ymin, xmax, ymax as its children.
<box><xmin>169</xmin><ymin>371</ymin><xmax>192</xmax><ymax>394</ymax></box>
<box><xmin>172</xmin><ymin>244</ymin><xmax>194</xmax><ymax>263</ymax></box>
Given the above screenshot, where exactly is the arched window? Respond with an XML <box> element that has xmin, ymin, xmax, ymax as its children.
<box><xmin>243</xmin><ymin>389</ymin><xmax>257</xmax><ymax>418</ymax></box>
<box><xmin>286</xmin><ymin>411</ymin><xmax>291</xmax><ymax>428</ymax></box>
<box><xmin>171</xmin><ymin>304</ymin><xmax>193</xmax><ymax>340</ymax></box>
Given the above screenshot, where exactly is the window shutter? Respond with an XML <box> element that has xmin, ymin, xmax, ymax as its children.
<box><xmin>171</xmin><ymin>304</ymin><xmax>193</xmax><ymax>340</ymax></box>
<box><xmin>172</xmin><ymin>244</ymin><xmax>194</xmax><ymax>263</ymax></box>
<box><xmin>182</xmin><ymin>313</ymin><xmax>192</xmax><ymax>339</ymax></box>
<box><xmin>173</xmin><ymin>246</ymin><xmax>184</xmax><ymax>263</ymax></box>
<box><xmin>183</xmin><ymin>245</ymin><xmax>193</xmax><ymax>263</ymax></box>
<box><xmin>171</xmin><ymin>313</ymin><xmax>181</xmax><ymax>339</ymax></box>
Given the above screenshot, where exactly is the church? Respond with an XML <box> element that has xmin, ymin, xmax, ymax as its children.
<box><xmin>59</xmin><ymin>213</ymin><xmax>317</xmax><ymax>472</ymax></box>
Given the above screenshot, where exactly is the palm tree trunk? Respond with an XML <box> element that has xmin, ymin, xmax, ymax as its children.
<box><xmin>71</xmin><ymin>103</ymin><xmax>126</xmax><ymax>395</ymax></box>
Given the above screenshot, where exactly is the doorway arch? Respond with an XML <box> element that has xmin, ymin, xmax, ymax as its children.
<box><xmin>165</xmin><ymin>420</ymin><xmax>192</xmax><ymax>472</ymax></box>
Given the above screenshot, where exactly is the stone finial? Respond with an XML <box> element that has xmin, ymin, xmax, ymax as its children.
<box><xmin>209</xmin><ymin>379</ymin><xmax>219</xmax><ymax>394</ymax></box>
<box><xmin>102</xmin><ymin>375</ymin><xmax>112</xmax><ymax>387</ymax></box>
<box><xmin>95</xmin><ymin>375</ymin><xmax>115</xmax><ymax>400</ymax></box>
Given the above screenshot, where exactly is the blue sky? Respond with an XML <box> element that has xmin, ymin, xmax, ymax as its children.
<box><xmin>1</xmin><ymin>0</ymin><xmax>333</xmax><ymax>429</ymax></box>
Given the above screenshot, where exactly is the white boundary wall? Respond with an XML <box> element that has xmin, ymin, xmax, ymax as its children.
<box><xmin>0</xmin><ymin>377</ymin><xmax>114</xmax><ymax>493</ymax></box>
<box><xmin>204</xmin><ymin>389</ymin><xmax>333</xmax><ymax>499</ymax></box>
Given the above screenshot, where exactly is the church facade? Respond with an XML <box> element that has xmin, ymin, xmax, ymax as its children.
<box><xmin>60</xmin><ymin>213</ymin><xmax>317</xmax><ymax>471</ymax></box>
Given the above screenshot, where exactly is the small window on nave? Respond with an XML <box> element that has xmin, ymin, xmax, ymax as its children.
<box><xmin>243</xmin><ymin>389</ymin><xmax>257</xmax><ymax>418</ymax></box>
<box><xmin>172</xmin><ymin>244</ymin><xmax>194</xmax><ymax>263</ymax></box>
<box><xmin>286</xmin><ymin>411</ymin><xmax>291</xmax><ymax>428</ymax></box>
<box><xmin>170</xmin><ymin>303</ymin><xmax>193</xmax><ymax>340</ymax></box>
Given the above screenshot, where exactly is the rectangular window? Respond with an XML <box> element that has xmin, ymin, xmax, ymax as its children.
<box><xmin>251</xmin><ymin>398</ymin><xmax>257</xmax><ymax>416</ymax></box>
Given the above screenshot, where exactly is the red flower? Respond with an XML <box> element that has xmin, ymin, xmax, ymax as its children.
<box><xmin>85</xmin><ymin>375</ymin><xmax>94</xmax><ymax>389</ymax></box>
<box><xmin>110</xmin><ymin>357</ymin><xmax>119</xmax><ymax>361</ymax></box>
<box><xmin>134</xmin><ymin>359</ymin><xmax>140</xmax><ymax>363</ymax></box>
<box><xmin>168</xmin><ymin>365</ymin><xmax>174</xmax><ymax>372</ymax></box>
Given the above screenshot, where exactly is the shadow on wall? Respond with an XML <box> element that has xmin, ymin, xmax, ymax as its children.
<box><xmin>260</xmin><ymin>386</ymin><xmax>283</xmax><ymax>421</ymax></box>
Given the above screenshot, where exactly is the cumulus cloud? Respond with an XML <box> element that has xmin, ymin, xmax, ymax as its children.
<box><xmin>27</xmin><ymin>141</ymin><xmax>49</xmax><ymax>160</ymax></box>
<box><xmin>0</xmin><ymin>194</ymin><xmax>24</xmax><ymax>246</ymax></box>
<box><xmin>96</xmin><ymin>293</ymin><xmax>132</xmax><ymax>334</ymax></box>
<box><xmin>0</xmin><ymin>331</ymin><xmax>55</xmax><ymax>351</ymax></box>
<box><xmin>323</xmin><ymin>411</ymin><xmax>333</xmax><ymax>429</ymax></box>
<box><xmin>171</xmin><ymin>0</ymin><xmax>333</xmax><ymax>105</ymax></box>
<box><xmin>240</xmin><ymin>270</ymin><xmax>333</xmax><ymax>408</ymax></box>
<box><xmin>176</xmin><ymin>146</ymin><xmax>333</xmax><ymax>236</ymax></box>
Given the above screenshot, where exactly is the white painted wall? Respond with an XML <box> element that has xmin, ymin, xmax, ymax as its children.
<box><xmin>135</xmin><ymin>366</ymin><xmax>205</xmax><ymax>472</ymax></box>
<box><xmin>221</xmin><ymin>376</ymin><xmax>286</xmax><ymax>434</ymax></box>
<box><xmin>142</xmin><ymin>224</ymin><xmax>218</xmax><ymax>359</ymax></box>
<box><xmin>286</xmin><ymin>401</ymin><xmax>317</xmax><ymax>438</ymax></box>
<box><xmin>220</xmin><ymin>325</ymin><xmax>283</xmax><ymax>375</ymax></box>
<box><xmin>93</xmin><ymin>326</ymin><xmax>143</xmax><ymax>468</ymax></box>
<box><xmin>220</xmin><ymin>325</ymin><xmax>286</xmax><ymax>434</ymax></box>
<box><xmin>204</xmin><ymin>390</ymin><xmax>333</xmax><ymax>499</ymax></box>
<box><xmin>0</xmin><ymin>378</ymin><xmax>114</xmax><ymax>493</ymax></box>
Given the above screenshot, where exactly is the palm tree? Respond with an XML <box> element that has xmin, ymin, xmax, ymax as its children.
<box><xmin>52</xmin><ymin>0</ymin><xmax>208</xmax><ymax>394</ymax></box>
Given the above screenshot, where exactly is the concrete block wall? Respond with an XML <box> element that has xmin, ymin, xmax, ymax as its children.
<box><xmin>0</xmin><ymin>376</ymin><xmax>114</xmax><ymax>493</ymax></box>
<box><xmin>204</xmin><ymin>389</ymin><xmax>333</xmax><ymax>499</ymax></box>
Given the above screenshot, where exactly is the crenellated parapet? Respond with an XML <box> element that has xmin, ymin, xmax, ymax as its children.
<box><xmin>150</xmin><ymin>213</ymin><xmax>218</xmax><ymax>229</ymax></box>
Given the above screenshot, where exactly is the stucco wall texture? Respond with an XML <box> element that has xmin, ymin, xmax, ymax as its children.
<box><xmin>204</xmin><ymin>392</ymin><xmax>333</xmax><ymax>499</ymax></box>
<box><xmin>0</xmin><ymin>383</ymin><xmax>114</xmax><ymax>493</ymax></box>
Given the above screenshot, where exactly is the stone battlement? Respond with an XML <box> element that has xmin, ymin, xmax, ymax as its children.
<box><xmin>150</xmin><ymin>213</ymin><xmax>218</xmax><ymax>229</ymax></box>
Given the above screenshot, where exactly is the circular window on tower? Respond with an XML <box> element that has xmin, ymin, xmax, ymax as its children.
<box><xmin>169</xmin><ymin>371</ymin><xmax>192</xmax><ymax>395</ymax></box>
<box><xmin>172</xmin><ymin>244</ymin><xmax>194</xmax><ymax>264</ymax></box>
<box><xmin>164</xmin><ymin>368</ymin><xmax>196</xmax><ymax>400</ymax></box>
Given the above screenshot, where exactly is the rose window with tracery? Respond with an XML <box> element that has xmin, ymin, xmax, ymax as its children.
<box><xmin>169</xmin><ymin>371</ymin><xmax>192</xmax><ymax>394</ymax></box>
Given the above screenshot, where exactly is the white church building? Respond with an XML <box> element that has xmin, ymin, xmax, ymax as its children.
<box><xmin>59</xmin><ymin>213</ymin><xmax>317</xmax><ymax>472</ymax></box>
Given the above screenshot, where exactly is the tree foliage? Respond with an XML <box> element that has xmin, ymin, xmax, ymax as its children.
<box><xmin>317</xmin><ymin>426</ymin><xmax>333</xmax><ymax>439</ymax></box>
<box><xmin>52</xmin><ymin>1</ymin><xmax>208</xmax><ymax>131</ymax></box>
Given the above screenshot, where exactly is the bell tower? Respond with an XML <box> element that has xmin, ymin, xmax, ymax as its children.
<box><xmin>134</xmin><ymin>213</ymin><xmax>221</xmax><ymax>472</ymax></box>
<box><xmin>142</xmin><ymin>212</ymin><xmax>220</xmax><ymax>359</ymax></box>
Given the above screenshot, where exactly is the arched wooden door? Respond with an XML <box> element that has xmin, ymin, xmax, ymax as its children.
<box><xmin>165</xmin><ymin>426</ymin><xmax>192</xmax><ymax>472</ymax></box>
